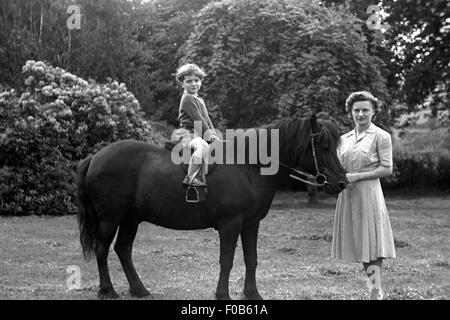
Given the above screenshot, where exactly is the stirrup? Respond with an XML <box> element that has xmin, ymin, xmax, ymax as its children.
<box><xmin>186</xmin><ymin>186</ymin><xmax>200</xmax><ymax>203</ymax></box>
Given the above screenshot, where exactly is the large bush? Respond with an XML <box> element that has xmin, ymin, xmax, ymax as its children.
<box><xmin>0</xmin><ymin>60</ymin><xmax>165</xmax><ymax>215</ymax></box>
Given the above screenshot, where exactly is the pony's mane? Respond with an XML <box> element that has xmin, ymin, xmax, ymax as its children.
<box><xmin>261</xmin><ymin>117</ymin><xmax>341</xmax><ymax>166</ymax></box>
<box><xmin>316</xmin><ymin>119</ymin><xmax>341</xmax><ymax>151</ymax></box>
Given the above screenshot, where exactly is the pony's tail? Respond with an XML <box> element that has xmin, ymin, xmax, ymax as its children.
<box><xmin>76</xmin><ymin>156</ymin><xmax>97</xmax><ymax>260</ymax></box>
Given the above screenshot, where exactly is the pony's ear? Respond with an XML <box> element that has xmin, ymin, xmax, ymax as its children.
<box><xmin>310</xmin><ymin>114</ymin><xmax>319</xmax><ymax>134</ymax></box>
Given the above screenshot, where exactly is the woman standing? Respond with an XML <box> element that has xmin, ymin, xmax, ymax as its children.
<box><xmin>332</xmin><ymin>91</ymin><xmax>396</xmax><ymax>300</ymax></box>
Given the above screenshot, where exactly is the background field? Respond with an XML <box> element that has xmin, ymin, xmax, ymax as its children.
<box><xmin>0</xmin><ymin>191</ymin><xmax>448</xmax><ymax>300</ymax></box>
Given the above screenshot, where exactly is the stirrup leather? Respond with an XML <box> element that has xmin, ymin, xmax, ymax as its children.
<box><xmin>184</xmin><ymin>167</ymin><xmax>206</xmax><ymax>186</ymax></box>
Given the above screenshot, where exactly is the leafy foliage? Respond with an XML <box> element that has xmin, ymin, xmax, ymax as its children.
<box><xmin>384</xmin><ymin>0</ymin><xmax>449</xmax><ymax>110</ymax></box>
<box><xmin>133</xmin><ymin>0</ymin><xmax>215</xmax><ymax>124</ymax></box>
<box><xmin>0</xmin><ymin>0</ymin><xmax>201</xmax><ymax>125</ymax></box>
<box><xmin>180</xmin><ymin>0</ymin><xmax>389</xmax><ymax>128</ymax></box>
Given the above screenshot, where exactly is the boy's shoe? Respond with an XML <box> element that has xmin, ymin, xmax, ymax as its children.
<box><xmin>183</xmin><ymin>176</ymin><xmax>207</xmax><ymax>187</ymax></box>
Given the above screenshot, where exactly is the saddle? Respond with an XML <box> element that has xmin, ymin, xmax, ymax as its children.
<box><xmin>164</xmin><ymin>140</ymin><xmax>217</xmax><ymax>203</ymax></box>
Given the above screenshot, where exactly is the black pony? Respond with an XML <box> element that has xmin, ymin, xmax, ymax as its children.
<box><xmin>76</xmin><ymin>115</ymin><xmax>347</xmax><ymax>299</ymax></box>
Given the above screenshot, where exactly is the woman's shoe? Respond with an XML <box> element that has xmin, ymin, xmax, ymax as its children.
<box><xmin>370</xmin><ymin>288</ymin><xmax>384</xmax><ymax>300</ymax></box>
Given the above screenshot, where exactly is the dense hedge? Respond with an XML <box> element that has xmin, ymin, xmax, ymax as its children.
<box><xmin>0</xmin><ymin>60</ymin><xmax>166</xmax><ymax>215</ymax></box>
<box><xmin>382</xmin><ymin>129</ymin><xmax>450</xmax><ymax>190</ymax></box>
<box><xmin>393</xmin><ymin>150</ymin><xmax>450</xmax><ymax>189</ymax></box>
<box><xmin>381</xmin><ymin>150</ymin><xmax>450</xmax><ymax>190</ymax></box>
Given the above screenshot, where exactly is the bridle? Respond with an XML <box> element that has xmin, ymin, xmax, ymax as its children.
<box><xmin>280</xmin><ymin>131</ymin><xmax>328</xmax><ymax>187</ymax></box>
<box><xmin>280</xmin><ymin>131</ymin><xmax>327</xmax><ymax>187</ymax></box>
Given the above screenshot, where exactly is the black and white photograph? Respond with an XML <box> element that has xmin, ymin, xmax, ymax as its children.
<box><xmin>0</xmin><ymin>0</ymin><xmax>448</xmax><ymax>307</ymax></box>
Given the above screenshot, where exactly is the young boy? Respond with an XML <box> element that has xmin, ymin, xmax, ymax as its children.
<box><xmin>174</xmin><ymin>63</ymin><xmax>218</xmax><ymax>186</ymax></box>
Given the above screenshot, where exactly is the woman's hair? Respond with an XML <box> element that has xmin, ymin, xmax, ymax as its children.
<box><xmin>175</xmin><ymin>63</ymin><xmax>206</xmax><ymax>85</ymax></box>
<box><xmin>345</xmin><ymin>91</ymin><xmax>381</xmax><ymax>115</ymax></box>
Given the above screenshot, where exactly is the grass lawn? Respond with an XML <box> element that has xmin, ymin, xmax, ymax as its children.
<box><xmin>0</xmin><ymin>191</ymin><xmax>448</xmax><ymax>300</ymax></box>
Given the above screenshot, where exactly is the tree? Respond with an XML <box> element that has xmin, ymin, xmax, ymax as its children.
<box><xmin>0</xmin><ymin>0</ymin><xmax>161</xmax><ymax>120</ymax></box>
<box><xmin>322</xmin><ymin>0</ymin><xmax>402</xmax><ymax>103</ymax></box>
<box><xmin>383</xmin><ymin>0</ymin><xmax>449</xmax><ymax>111</ymax></box>
<box><xmin>180</xmin><ymin>0</ymin><xmax>389</xmax><ymax>129</ymax></box>
<box><xmin>133</xmin><ymin>0</ymin><xmax>214</xmax><ymax>124</ymax></box>
<box><xmin>0</xmin><ymin>0</ymin><xmax>71</xmax><ymax>89</ymax></box>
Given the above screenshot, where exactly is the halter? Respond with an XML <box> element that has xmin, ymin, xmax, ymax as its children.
<box><xmin>280</xmin><ymin>131</ymin><xmax>328</xmax><ymax>187</ymax></box>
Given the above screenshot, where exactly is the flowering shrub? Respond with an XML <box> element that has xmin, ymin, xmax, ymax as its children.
<box><xmin>0</xmin><ymin>60</ymin><xmax>166</xmax><ymax>215</ymax></box>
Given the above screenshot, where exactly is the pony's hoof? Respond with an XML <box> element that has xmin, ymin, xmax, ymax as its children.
<box><xmin>98</xmin><ymin>288</ymin><xmax>119</xmax><ymax>299</ymax></box>
<box><xmin>215</xmin><ymin>292</ymin><xmax>232</xmax><ymax>300</ymax></box>
<box><xmin>130</xmin><ymin>287</ymin><xmax>152</xmax><ymax>298</ymax></box>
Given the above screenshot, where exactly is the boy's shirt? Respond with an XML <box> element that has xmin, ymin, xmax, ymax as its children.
<box><xmin>178</xmin><ymin>93</ymin><xmax>215</xmax><ymax>138</ymax></box>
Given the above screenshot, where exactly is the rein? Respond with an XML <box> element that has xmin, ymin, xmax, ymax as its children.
<box><xmin>280</xmin><ymin>131</ymin><xmax>328</xmax><ymax>187</ymax></box>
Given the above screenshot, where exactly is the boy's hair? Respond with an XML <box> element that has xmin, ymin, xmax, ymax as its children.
<box><xmin>175</xmin><ymin>63</ymin><xmax>206</xmax><ymax>85</ymax></box>
<box><xmin>345</xmin><ymin>91</ymin><xmax>381</xmax><ymax>115</ymax></box>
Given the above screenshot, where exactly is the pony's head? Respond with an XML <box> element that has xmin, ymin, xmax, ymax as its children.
<box><xmin>275</xmin><ymin>115</ymin><xmax>347</xmax><ymax>194</ymax></box>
